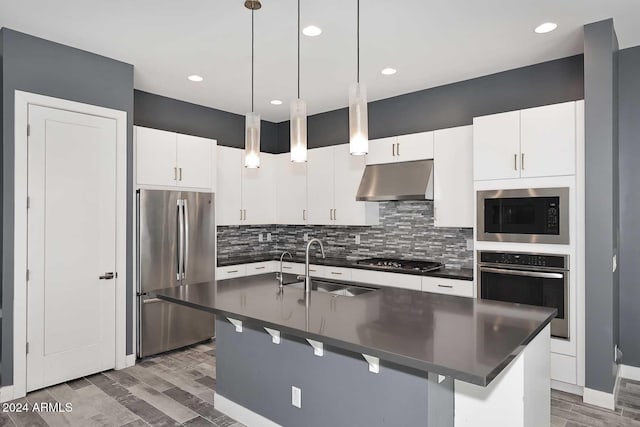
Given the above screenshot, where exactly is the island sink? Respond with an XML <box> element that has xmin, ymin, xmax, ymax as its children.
<box><xmin>286</xmin><ymin>279</ymin><xmax>377</xmax><ymax>297</ymax></box>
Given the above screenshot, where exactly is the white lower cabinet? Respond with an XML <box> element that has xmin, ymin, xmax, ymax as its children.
<box><xmin>244</xmin><ymin>261</ymin><xmax>276</xmax><ymax>276</ymax></box>
<box><xmin>550</xmin><ymin>353</ymin><xmax>577</xmax><ymax>385</ymax></box>
<box><xmin>421</xmin><ymin>276</ymin><xmax>473</xmax><ymax>297</ymax></box>
<box><xmin>317</xmin><ymin>266</ymin><xmax>352</xmax><ymax>281</ymax></box>
<box><xmin>280</xmin><ymin>262</ymin><xmax>305</xmax><ymax>276</ymax></box>
<box><xmin>350</xmin><ymin>269</ymin><xmax>421</xmax><ymax>291</ymax></box>
<box><xmin>216</xmin><ymin>265</ymin><xmax>247</xmax><ymax>280</ymax></box>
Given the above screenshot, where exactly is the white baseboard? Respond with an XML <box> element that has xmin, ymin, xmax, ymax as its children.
<box><xmin>214</xmin><ymin>393</ymin><xmax>281</xmax><ymax>427</ymax></box>
<box><xmin>620</xmin><ymin>364</ymin><xmax>640</xmax><ymax>382</ymax></box>
<box><xmin>551</xmin><ymin>380</ymin><xmax>583</xmax><ymax>396</ymax></box>
<box><xmin>582</xmin><ymin>367</ymin><xmax>620</xmax><ymax>411</ymax></box>
<box><xmin>124</xmin><ymin>354</ymin><xmax>136</xmax><ymax>368</ymax></box>
<box><xmin>0</xmin><ymin>385</ymin><xmax>15</xmax><ymax>403</ymax></box>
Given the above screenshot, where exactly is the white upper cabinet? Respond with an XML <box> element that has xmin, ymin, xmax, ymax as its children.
<box><xmin>433</xmin><ymin>126</ymin><xmax>474</xmax><ymax>228</ymax></box>
<box><xmin>136</xmin><ymin>127</ymin><xmax>180</xmax><ymax>187</ymax></box>
<box><xmin>307</xmin><ymin>144</ymin><xmax>379</xmax><ymax>226</ymax></box>
<box><xmin>275</xmin><ymin>154</ymin><xmax>307</xmax><ymax>225</ymax></box>
<box><xmin>473</xmin><ymin>101</ymin><xmax>580</xmax><ymax>181</ymax></box>
<box><xmin>307</xmin><ymin>146</ymin><xmax>335</xmax><ymax>225</ymax></box>
<box><xmin>366</xmin><ymin>132</ymin><xmax>433</xmax><ymax>165</ymax></box>
<box><xmin>242</xmin><ymin>152</ymin><xmax>276</xmax><ymax>225</ymax></box>
<box><xmin>473</xmin><ymin>111</ymin><xmax>521</xmax><ymax>181</ymax></box>
<box><xmin>136</xmin><ymin>126</ymin><xmax>216</xmax><ymax>190</ymax></box>
<box><xmin>176</xmin><ymin>134</ymin><xmax>214</xmax><ymax>189</ymax></box>
<box><xmin>520</xmin><ymin>101</ymin><xmax>576</xmax><ymax>178</ymax></box>
<box><xmin>216</xmin><ymin>146</ymin><xmax>243</xmax><ymax>226</ymax></box>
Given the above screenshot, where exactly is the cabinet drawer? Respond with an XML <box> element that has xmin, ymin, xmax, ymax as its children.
<box><xmin>421</xmin><ymin>277</ymin><xmax>473</xmax><ymax>297</ymax></box>
<box><xmin>280</xmin><ymin>262</ymin><xmax>304</xmax><ymax>275</ymax></box>
<box><xmin>216</xmin><ymin>265</ymin><xmax>247</xmax><ymax>280</ymax></box>
<box><xmin>317</xmin><ymin>266</ymin><xmax>352</xmax><ymax>281</ymax></box>
<box><xmin>350</xmin><ymin>269</ymin><xmax>421</xmax><ymax>291</ymax></box>
<box><xmin>244</xmin><ymin>261</ymin><xmax>275</xmax><ymax>276</ymax></box>
<box><xmin>551</xmin><ymin>353</ymin><xmax>577</xmax><ymax>385</ymax></box>
<box><xmin>308</xmin><ymin>264</ymin><xmax>326</xmax><ymax>277</ymax></box>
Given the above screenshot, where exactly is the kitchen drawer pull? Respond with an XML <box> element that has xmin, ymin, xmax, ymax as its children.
<box><xmin>437</xmin><ymin>284</ymin><xmax>453</xmax><ymax>289</ymax></box>
<box><xmin>283</xmin><ymin>266</ymin><xmax>292</xmax><ymax>270</ymax></box>
<box><xmin>330</xmin><ymin>271</ymin><xmax>343</xmax><ymax>275</ymax></box>
<box><xmin>255</xmin><ymin>266</ymin><xmax>266</xmax><ymax>270</ymax></box>
<box><xmin>226</xmin><ymin>270</ymin><xmax>239</xmax><ymax>273</ymax></box>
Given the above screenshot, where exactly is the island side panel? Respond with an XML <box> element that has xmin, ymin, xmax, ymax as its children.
<box><xmin>215</xmin><ymin>318</ymin><xmax>454</xmax><ymax>427</ymax></box>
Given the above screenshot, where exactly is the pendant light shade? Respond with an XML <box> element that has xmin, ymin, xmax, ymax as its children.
<box><xmin>244</xmin><ymin>111</ymin><xmax>261</xmax><ymax>168</ymax></box>
<box><xmin>290</xmin><ymin>0</ymin><xmax>308</xmax><ymax>162</ymax></box>
<box><xmin>349</xmin><ymin>0</ymin><xmax>368</xmax><ymax>155</ymax></box>
<box><xmin>349</xmin><ymin>82</ymin><xmax>368</xmax><ymax>155</ymax></box>
<box><xmin>290</xmin><ymin>98</ymin><xmax>307</xmax><ymax>162</ymax></box>
<box><xmin>244</xmin><ymin>7</ymin><xmax>261</xmax><ymax>168</ymax></box>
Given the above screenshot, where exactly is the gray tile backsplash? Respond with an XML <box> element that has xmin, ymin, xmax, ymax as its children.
<box><xmin>217</xmin><ymin>201</ymin><xmax>473</xmax><ymax>269</ymax></box>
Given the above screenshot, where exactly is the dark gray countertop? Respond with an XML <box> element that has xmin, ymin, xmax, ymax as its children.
<box><xmin>152</xmin><ymin>273</ymin><xmax>555</xmax><ymax>386</ymax></box>
<box><xmin>217</xmin><ymin>254</ymin><xmax>474</xmax><ymax>281</ymax></box>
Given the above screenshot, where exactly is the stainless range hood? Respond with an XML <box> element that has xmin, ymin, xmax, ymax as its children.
<box><xmin>356</xmin><ymin>159</ymin><xmax>434</xmax><ymax>201</ymax></box>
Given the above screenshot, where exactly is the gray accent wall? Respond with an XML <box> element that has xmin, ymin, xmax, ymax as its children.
<box><xmin>216</xmin><ymin>318</ymin><xmax>453</xmax><ymax>427</ymax></box>
<box><xmin>134</xmin><ymin>90</ymin><xmax>280</xmax><ymax>153</ymax></box>
<box><xmin>618</xmin><ymin>45</ymin><xmax>640</xmax><ymax>368</ymax></box>
<box><xmin>0</xmin><ymin>28</ymin><xmax>134</xmax><ymax>385</ymax></box>
<box><xmin>583</xmin><ymin>19</ymin><xmax>620</xmax><ymax>393</ymax></box>
<box><xmin>274</xmin><ymin>55</ymin><xmax>584</xmax><ymax>152</ymax></box>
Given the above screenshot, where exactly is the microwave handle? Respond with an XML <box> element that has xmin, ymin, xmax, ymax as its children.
<box><xmin>480</xmin><ymin>267</ymin><xmax>564</xmax><ymax>279</ymax></box>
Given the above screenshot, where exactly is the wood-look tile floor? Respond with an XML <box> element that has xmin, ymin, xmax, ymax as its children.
<box><xmin>4</xmin><ymin>340</ymin><xmax>640</xmax><ymax>427</ymax></box>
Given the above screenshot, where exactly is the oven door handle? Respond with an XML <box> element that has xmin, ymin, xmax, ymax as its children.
<box><xmin>480</xmin><ymin>267</ymin><xmax>564</xmax><ymax>279</ymax></box>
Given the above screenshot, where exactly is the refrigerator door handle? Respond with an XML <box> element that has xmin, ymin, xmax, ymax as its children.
<box><xmin>183</xmin><ymin>198</ymin><xmax>190</xmax><ymax>282</ymax></box>
<box><xmin>177</xmin><ymin>199</ymin><xmax>184</xmax><ymax>281</ymax></box>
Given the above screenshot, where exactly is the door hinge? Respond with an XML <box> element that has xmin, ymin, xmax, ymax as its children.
<box><xmin>27</xmin><ymin>197</ymin><xmax>31</xmax><ymax>209</ymax></box>
<box><xmin>27</xmin><ymin>124</ymin><xmax>31</xmax><ymax>137</ymax></box>
<box><xmin>26</xmin><ymin>342</ymin><xmax>29</xmax><ymax>354</ymax></box>
<box><xmin>26</xmin><ymin>269</ymin><xmax>30</xmax><ymax>282</ymax></box>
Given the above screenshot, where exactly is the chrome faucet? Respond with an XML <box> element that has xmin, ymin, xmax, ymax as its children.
<box><xmin>277</xmin><ymin>251</ymin><xmax>292</xmax><ymax>288</ymax></box>
<box><xmin>304</xmin><ymin>239</ymin><xmax>326</xmax><ymax>294</ymax></box>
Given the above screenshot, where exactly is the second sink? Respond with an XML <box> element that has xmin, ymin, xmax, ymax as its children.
<box><xmin>286</xmin><ymin>279</ymin><xmax>377</xmax><ymax>297</ymax></box>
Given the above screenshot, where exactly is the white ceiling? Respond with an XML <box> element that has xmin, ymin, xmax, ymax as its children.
<box><xmin>1</xmin><ymin>0</ymin><xmax>640</xmax><ymax>122</ymax></box>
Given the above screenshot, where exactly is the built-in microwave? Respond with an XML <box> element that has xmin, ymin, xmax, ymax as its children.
<box><xmin>477</xmin><ymin>187</ymin><xmax>569</xmax><ymax>245</ymax></box>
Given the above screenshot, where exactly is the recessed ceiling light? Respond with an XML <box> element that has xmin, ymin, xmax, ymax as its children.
<box><xmin>534</xmin><ymin>22</ymin><xmax>558</xmax><ymax>34</ymax></box>
<box><xmin>302</xmin><ymin>25</ymin><xmax>322</xmax><ymax>37</ymax></box>
<box><xmin>188</xmin><ymin>75</ymin><xmax>204</xmax><ymax>82</ymax></box>
<box><xmin>381</xmin><ymin>68</ymin><xmax>397</xmax><ymax>76</ymax></box>
<box><xmin>270</xmin><ymin>99</ymin><xmax>283</xmax><ymax>105</ymax></box>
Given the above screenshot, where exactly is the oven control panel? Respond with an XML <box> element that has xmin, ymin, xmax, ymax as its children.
<box><xmin>479</xmin><ymin>251</ymin><xmax>567</xmax><ymax>269</ymax></box>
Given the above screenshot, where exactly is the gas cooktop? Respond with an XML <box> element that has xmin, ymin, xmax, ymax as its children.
<box><xmin>356</xmin><ymin>258</ymin><xmax>444</xmax><ymax>273</ymax></box>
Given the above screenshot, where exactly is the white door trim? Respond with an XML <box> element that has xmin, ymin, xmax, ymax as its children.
<box><xmin>12</xmin><ymin>90</ymin><xmax>128</xmax><ymax>401</ymax></box>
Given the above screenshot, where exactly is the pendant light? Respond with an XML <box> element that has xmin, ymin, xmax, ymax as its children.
<box><xmin>244</xmin><ymin>1</ymin><xmax>261</xmax><ymax>168</ymax></box>
<box><xmin>290</xmin><ymin>0</ymin><xmax>307</xmax><ymax>162</ymax></box>
<box><xmin>349</xmin><ymin>0</ymin><xmax>368</xmax><ymax>155</ymax></box>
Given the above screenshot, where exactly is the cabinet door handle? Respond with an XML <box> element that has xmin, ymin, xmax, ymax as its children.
<box><xmin>521</xmin><ymin>153</ymin><xmax>525</xmax><ymax>170</ymax></box>
<box><xmin>329</xmin><ymin>209</ymin><xmax>333</xmax><ymax>220</ymax></box>
<box><xmin>179</xmin><ymin>167</ymin><xmax>183</xmax><ymax>181</ymax></box>
<box><xmin>514</xmin><ymin>154</ymin><xmax>518</xmax><ymax>170</ymax></box>
<box><xmin>303</xmin><ymin>209</ymin><xmax>306</xmax><ymax>221</ymax></box>
<box><xmin>240</xmin><ymin>209</ymin><xmax>243</xmax><ymax>220</ymax></box>
<box><xmin>333</xmin><ymin>209</ymin><xmax>337</xmax><ymax>221</ymax></box>
<box><xmin>283</xmin><ymin>266</ymin><xmax>292</xmax><ymax>270</ymax></box>
<box><xmin>174</xmin><ymin>167</ymin><xmax>178</xmax><ymax>180</ymax></box>
<box><xmin>392</xmin><ymin>143</ymin><xmax>396</xmax><ymax>157</ymax></box>
<box><xmin>255</xmin><ymin>266</ymin><xmax>266</xmax><ymax>270</ymax></box>
<box><xmin>396</xmin><ymin>142</ymin><xmax>400</xmax><ymax>156</ymax></box>
<box><xmin>227</xmin><ymin>270</ymin><xmax>239</xmax><ymax>274</ymax></box>
<box><xmin>438</xmin><ymin>284</ymin><xmax>453</xmax><ymax>289</ymax></box>
<box><xmin>244</xmin><ymin>210</ymin><xmax>247</xmax><ymax>220</ymax></box>
<box><xmin>330</xmin><ymin>271</ymin><xmax>342</xmax><ymax>275</ymax></box>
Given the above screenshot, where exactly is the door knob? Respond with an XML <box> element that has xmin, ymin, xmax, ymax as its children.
<box><xmin>99</xmin><ymin>272</ymin><xmax>115</xmax><ymax>280</ymax></box>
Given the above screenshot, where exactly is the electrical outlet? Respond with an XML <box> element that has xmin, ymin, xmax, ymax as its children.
<box><xmin>466</xmin><ymin>239</ymin><xmax>474</xmax><ymax>251</ymax></box>
<box><xmin>267</xmin><ymin>232</ymin><xmax>272</xmax><ymax>242</ymax></box>
<box><xmin>291</xmin><ymin>386</ymin><xmax>301</xmax><ymax>408</ymax></box>
<box><xmin>355</xmin><ymin>234</ymin><xmax>361</xmax><ymax>245</ymax></box>
<box><xmin>303</xmin><ymin>233</ymin><xmax>309</xmax><ymax>242</ymax></box>
<box><xmin>258</xmin><ymin>233</ymin><xmax>264</xmax><ymax>243</ymax></box>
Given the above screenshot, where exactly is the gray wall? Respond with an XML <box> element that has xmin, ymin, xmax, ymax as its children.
<box><xmin>134</xmin><ymin>90</ymin><xmax>280</xmax><ymax>153</ymax></box>
<box><xmin>0</xmin><ymin>28</ymin><xmax>134</xmax><ymax>385</ymax></box>
<box><xmin>216</xmin><ymin>318</ymin><xmax>453</xmax><ymax>427</ymax></box>
<box><xmin>274</xmin><ymin>54</ymin><xmax>584</xmax><ymax>152</ymax></box>
<box><xmin>618</xmin><ymin>45</ymin><xmax>640</xmax><ymax>368</ymax></box>
<box><xmin>584</xmin><ymin>19</ymin><xmax>620</xmax><ymax>393</ymax></box>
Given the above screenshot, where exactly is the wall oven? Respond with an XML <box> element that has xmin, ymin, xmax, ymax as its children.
<box><xmin>478</xmin><ymin>250</ymin><xmax>569</xmax><ymax>339</ymax></box>
<box><xmin>477</xmin><ymin>187</ymin><xmax>569</xmax><ymax>244</ymax></box>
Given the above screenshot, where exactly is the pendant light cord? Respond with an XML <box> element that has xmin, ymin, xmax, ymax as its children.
<box><xmin>357</xmin><ymin>0</ymin><xmax>360</xmax><ymax>83</ymax></box>
<box><xmin>251</xmin><ymin>9</ymin><xmax>255</xmax><ymax>112</ymax></box>
<box><xmin>297</xmin><ymin>0</ymin><xmax>301</xmax><ymax>99</ymax></box>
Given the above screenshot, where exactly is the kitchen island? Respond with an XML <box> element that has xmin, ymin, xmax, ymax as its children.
<box><xmin>153</xmin><ymin>273</ymin><xmax>555</xmax><ymax>427</ymax></box>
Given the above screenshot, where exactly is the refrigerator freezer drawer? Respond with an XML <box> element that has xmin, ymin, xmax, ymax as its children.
<box><xmin>138</xmin><ymin>297</ymin><xmax>215</xmax><ymax>358</ymax></box>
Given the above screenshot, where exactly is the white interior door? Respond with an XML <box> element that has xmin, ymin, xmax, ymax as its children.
<box><xmin>27</xmin><ymin>105</ymin><xmax>117</xmax><ymax>392</ymax></box>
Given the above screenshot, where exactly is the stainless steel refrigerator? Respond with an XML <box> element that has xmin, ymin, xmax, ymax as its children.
<box><xmin>137</xmin><ymin>189</ymin><xmax>216</xmax><ymax>358</ymax></box>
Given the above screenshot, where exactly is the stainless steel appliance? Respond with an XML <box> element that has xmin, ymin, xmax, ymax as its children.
<box><xmin>477</xmin><ymin>250</ymin><xmax>569</xmax><ymax>339</ymax></box>
<box><xmin>477</xmin><ymin>187</ymin><xmax>569</xmax><ymax>244</ymax></box>
<box><xmin>356</xmin><ymin>160</ymin><xmax>434</xmax><ymax>201</ymax></box>
<box><xmin>356</xmin><ymin>258</ymin><xmax>444</xmax><ymax>273</ymax></box>
<box><xmin>137</xmin><ymin>190</ymin><xmax>216</xmax><ymax>358</ymax></box>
